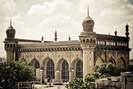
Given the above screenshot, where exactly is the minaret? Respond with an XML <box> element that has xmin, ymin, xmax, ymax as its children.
<box><xmin>54</xmin><ymin>30</ymin><xmax>57</xmax><ymax>41</ymax></box>
<box><xmin>125</xmin><ymin>23</ymin><xmax>130</xmax><ymax>48</ymax></box>
<box><xmin>79</xmin><ymin>7</ymin><xmax>96</xmax><ymax>80</ymax></box>
<box><xmin>5</xmin><ymin>19</ymin><xmax>18</xmax><ymax>61</ymax></box>
<box><xmin>125</xmin><ymin>23</ymin><xmax>129</xmax><ymax>38</ymax></box>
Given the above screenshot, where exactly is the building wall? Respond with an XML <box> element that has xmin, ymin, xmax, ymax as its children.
<box><xmin>19</xmin><ymin>50</ymin><xmax>83</xmax><ymax>82</ymax></box>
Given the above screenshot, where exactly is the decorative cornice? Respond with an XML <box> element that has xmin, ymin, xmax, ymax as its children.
<box><xmin>18</xmin><ymin>47</ymin><xmax>82</xmax><ymax>52</ymax></box>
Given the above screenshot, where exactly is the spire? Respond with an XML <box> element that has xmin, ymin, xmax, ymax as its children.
<box><xmin>87</xmin><ymin>6</ymin><xmax>89</xmax><ymax>16</ymax></box>
<box><xmin>114</xmin><ymin>30</ymin><xmax>117</xmax><ymax>36</ymax></box>
<box><xmin>68</xmin><ymin>35</ymin><xmax>71</xmax><ymax>41</ymax></box>
<box><xmin>10</xmin><ymin>18</ymin><xmax>12</xmax><ymax>26</ymax></box>
<box><xmin>54</xmin><ymin>30</ymin><xmax>57</xmax><ymax>41</ymax></box>
<box><xmin>125</xmin><ymin>23</ymin><xmax>129</xmax><ymax>38</ymax></box>
<box><xmin>41</xmin><ymin>35</ymin><xmax>44</xmax><ymax>43</ymax></box>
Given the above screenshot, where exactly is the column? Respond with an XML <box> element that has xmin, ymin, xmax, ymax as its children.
<box><xmin>55</xmin><ymin>70</ymin><xmax>60</xmax><ymax>82</ymax></box>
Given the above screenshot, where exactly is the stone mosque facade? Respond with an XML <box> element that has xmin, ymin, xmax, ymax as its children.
<box><xmin>4</xmin><ymin>9</ymin><xmax>131</xmax><ymax>82</ymax></box>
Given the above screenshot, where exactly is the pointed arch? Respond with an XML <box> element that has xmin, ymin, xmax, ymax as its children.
<box><xmin>46</xmin><ymin>59</ymin><xmax>55</xmax><ymax>79</ymax></box>
<box><xmin>30</xmin><ymin>58</ymin><xmax>40</xmax><ymax>68</ymax></box>
<box><xmin>76</xmin><ymin>60</ymin><xmax>83</xmax><ymax>78</ymax></box>
<box><xmin>117</xmin><ymin>57</ymin><xmax>126</xmax><ymax>68</ymax></box>
<box><xmin>95</xmin><ymin>57</ymin><xmax>104</xmax><ymax>66</ymax></box>
<box><xmin>108</xmin><ymin>57</ymin><xmax>116</xmax><ymax>65</ymax></box>
<box><xmin>86</xmin><ymin>39</ymin><xmax>89</xmax><ymax>43</ymax></box>
<box><xmin>61</xmin><ymin>60</ymin><xmax>69</xmax><ymax>82</ymax></box>
<box><xmin>20</xmin><ymin>58</ymin><xmax>27</xmax><ymax>63</ymax></box>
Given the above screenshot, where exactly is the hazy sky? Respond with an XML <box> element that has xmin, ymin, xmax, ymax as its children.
<box><xmin>0</xmin><ymin>0</ymin><xmax>133</xmax><ymax>59</ymax></box>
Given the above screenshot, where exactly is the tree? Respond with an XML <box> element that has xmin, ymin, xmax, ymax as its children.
<box><xmin>0</xmin><ymin>60</ymin><xmax>35</xmax><ymax>89</ymax></box>
<box><xmin>95</xmin><ymin>62</ymin><xmax>125</xmax><ymax>76</ymax></box>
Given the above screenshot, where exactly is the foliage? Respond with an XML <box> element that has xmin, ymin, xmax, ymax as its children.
<box><xmin>79</xmin><ymin>82</ymin><xmax>90</xmax><ymax>89</ymax></box>
<box><xmin>0</xmin><ymin>60</ymin><xmax>35</xmax><ymax>89</ymax></box>
<box><xmin>85</xmin><ymin>72</ymin><xmax>100</xmax><ymax>82</ymax></box>
<box><xmin>66</xmin><ymin>63</ymin><xmax>128</xmax><ymax>89</ymax></box>
<box><xmin>66</xmin><ymin>72</ymin><xmax>100</xmax><ymax>89</ymax></box>
<box><xmin>95</xmin><ymin>63</ymin><xmax>125</xmax><ymax>76</ymax></box>
<box><xmin>66</xmin><ymin>78</ymin><xmax>84</xmax><ymax>89</ymax></box>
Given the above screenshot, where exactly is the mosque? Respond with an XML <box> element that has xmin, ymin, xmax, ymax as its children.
<box><xmin>4</xmin><ymin>9</ymin><xmax>131</xmax><ymax>82</ymax></box>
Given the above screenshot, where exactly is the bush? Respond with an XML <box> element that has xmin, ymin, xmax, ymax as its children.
<box><xmin>66</xmin><ymin>78</ymin><xmax>83</xmax><ymax>89</ymax></box>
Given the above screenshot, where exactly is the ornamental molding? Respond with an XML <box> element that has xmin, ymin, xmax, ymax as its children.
<box><xmin>18</xmin><ymin>47</ymin><xmax>82</xmax><ymax>52</ymax></box>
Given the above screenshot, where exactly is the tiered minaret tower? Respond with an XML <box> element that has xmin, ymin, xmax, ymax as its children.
<box><xmin>4</xmin><ymin>19</ymin><xmax>18</xmax><ymax>61</ymax></box>
<box><xmin>79</xmin><ymin>7</ymin><xmax>96</xmax><ymax>80</ymax></box>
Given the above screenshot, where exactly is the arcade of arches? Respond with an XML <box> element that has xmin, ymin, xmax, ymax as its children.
<box><xmin>29</xmin><ymin>57</ymin><xmax>83</xmax><ymax>82</ymax></box>
<box><xmin>26</xmin><ymin>55</ymin><xmax>126</xmax><ymax>82</ymax></box>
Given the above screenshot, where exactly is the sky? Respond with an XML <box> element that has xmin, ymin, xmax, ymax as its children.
<box><xmin>0</xmin><ymin>0</ymin><xmax>133</xmax><ymax>59</ymax></box>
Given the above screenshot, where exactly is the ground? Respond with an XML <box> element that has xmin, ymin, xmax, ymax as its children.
<box><xmin>34</xmin><ymin>84</ymin><xmax>66</xmax><ymax>89</ymax></box>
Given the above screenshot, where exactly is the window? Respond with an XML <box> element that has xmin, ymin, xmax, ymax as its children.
<box><xmin>46</xmin><ymin>59</ymin><xmax>55</xmax><ymax>79</ymax></box>
<box><xmin>61</xmin><ymin>60</ymin><xmax>69</xmax><ymax>81</ymax></box>
<box><xmin>76</xmin><ymin>60</ymin><xmax>83</xmax><ymax>78</ymax></box>
<box><xmin>30</xmin><ymin>58</ymin><xmax>40</xmax><ymax>68</ymax></box>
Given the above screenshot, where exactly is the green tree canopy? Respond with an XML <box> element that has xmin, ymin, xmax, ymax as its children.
<box><xmin>0</xmin><ymin>60</ymin><xmax>35</xmax><ymax>89</ymax></box>
<box><xmin>95</xmin><ymin>62</ymin><xmax>125</xmax><ymax>76</ymax></box>
<box><xmin>66</xmin><ymin>78</ymin><xmax>84</xmax><ymax>89</ymax></box>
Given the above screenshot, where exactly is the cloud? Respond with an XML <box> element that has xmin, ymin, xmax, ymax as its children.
<box><xmin>0</xmin><ymin>0</ymin><xmax>16</xmax><ymax>17</ymax></box>
<box><xmin>27</xmin><ymin>0</ymin><xmax>72</xmax><ymax>17</ymax></box>
<box><xmin>36</xmin><ymin>14</ymin><xmax>81</xmax><ymax>40</ymax></box>
<box><xmin>40</xmin><ymin>14</ymin><xmax>76</xmax><ymax>28</ymax></box>
<box><xmin>100</xmin><ymin>8</ymin><xmax>123</xmax><ymax>17</ymax></box>
<box><xmin>0</xmin><ymin>0</ymin><xmax>17</xmax><ymax>57</ymax></box>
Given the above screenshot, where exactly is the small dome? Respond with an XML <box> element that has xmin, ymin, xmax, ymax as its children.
<box><xmin>82</xmin><ymin>16</ymin><xmax>94</xmax><ymax>32</ymax></box>
<box><xmin>6</xmin><ymin>26</ymin><xmax>16</xmax><ymax>38</ymax></box>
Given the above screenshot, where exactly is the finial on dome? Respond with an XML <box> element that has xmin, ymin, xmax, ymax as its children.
<box><xmin>10</xmin><ymin>18</ymin><xmax>12</xmax><ymax>26</ymax></box>
<box><xmin>87</xmin><ymin>6</ymin><xmax>89</xmax><ymax>16</ymax></box>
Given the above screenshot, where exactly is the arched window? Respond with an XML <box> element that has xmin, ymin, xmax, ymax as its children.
<box><xmin>86</xmin><ymin>39</ymin><xmax>89</xmax><ymax>43</ymax></box>
<box><xmin>46</xmin><ymin>59</ymin><xmax>55</xmax><ymax>79</ymax></box>
<box><xmin>30</xmin><ymin>58</ymin><xmax>40</xmax><ymax>68</ymax></box>
<box><xmin>118</xmin><ymin>57</ymin><xmax>126</xmax><ymax>68</ymax></box>
<box><xmin>83</xmin><ymin>39</ymin><xmax>85</xmax><ymax>43</ymax></box>
<box><xmin>90</xmin><ymin>39</ymin><xmax>92</xmax><ymax>43</ymax></box>
<box><xmin>108</xmin><ymin>57</ymin><xmax>116</xmax><ymax>65</ymax></box>
<box><xmin>76</xmin><ymin>60</ymin><xmax>83</xmax><ymax>78</ymax></box>
<box><xmin>61</xmin><ymin>60</ymin><xmax>69</xmax><ymax>82</ymax></box>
